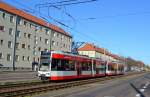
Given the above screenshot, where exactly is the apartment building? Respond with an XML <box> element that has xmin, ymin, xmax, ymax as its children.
<box><xmin>0</xmin><ymin>2</ymin><xmax>72</xmax><ymax>71</ymax></box>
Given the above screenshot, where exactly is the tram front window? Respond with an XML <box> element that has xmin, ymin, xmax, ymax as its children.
<box><xmin>39</xmin><ymin>63</ymin><xmax>49</xmax><ymax>71</ymax></box>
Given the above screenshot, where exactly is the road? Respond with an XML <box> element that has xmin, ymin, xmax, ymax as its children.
<box><xmin>34</xmin><ymin>72</ymin><xmax>150</xmax><ymax>97</ymax></box>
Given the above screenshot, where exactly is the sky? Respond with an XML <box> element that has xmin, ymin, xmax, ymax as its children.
<box><xmin>2</xmin><ymin>0</ymin><xmax>150</xmax><ymax>65</ymax></box>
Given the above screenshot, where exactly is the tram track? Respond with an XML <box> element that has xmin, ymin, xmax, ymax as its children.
<box><xmin>0</xmin><ymin>72</ymin><xmax>146</xmax><ymax>97</ymax></box>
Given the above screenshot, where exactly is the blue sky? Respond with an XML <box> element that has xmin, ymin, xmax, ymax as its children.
<box><xmin>3</xmin><ymin>0</ymin><xmax>150</xmax><ymax>65</ymax></box>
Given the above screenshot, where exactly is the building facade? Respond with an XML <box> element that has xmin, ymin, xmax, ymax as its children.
<box><xmin>78</xmin><ymin>43</ymin><xmax>120</xmax><ymax>62</ymax></box>
<box><xmin>0</xmin><ymin>2</ymin><xmax>72</xmax><ymax>71</ymax></box>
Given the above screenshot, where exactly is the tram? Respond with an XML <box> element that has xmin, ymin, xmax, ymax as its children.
<box><xmin>38</xmin><ymin>51</ymin><xmax>124</xmax><ymax>81</ymax></box>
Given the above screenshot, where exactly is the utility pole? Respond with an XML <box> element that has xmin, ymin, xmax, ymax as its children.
<box><xmin>49</xmin><ymin>30</ymin><xmax>52</xmax><ymax>51</ymax></box>
<box><xmin>12</xmin><ymin>15</ymin><xmax>18</xmax><ymax>71</ymax></box>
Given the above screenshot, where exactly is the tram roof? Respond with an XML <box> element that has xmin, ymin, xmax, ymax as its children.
<box><xmin>44</xmin><ymin>51</ymin><xmax>105</xmax><ymax>61</ymax></box>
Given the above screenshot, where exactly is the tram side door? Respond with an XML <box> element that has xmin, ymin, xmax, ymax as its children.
<box><xmin>95</xmin><ymin>62</ymin><xmax>99</xmax><ymax>74</ymax></box>
<box><xmin>76</xmin><ymin>62</ymin><xmax>81</xmax><ymax>76</ymax></box>
<box><xmin>96</xmin><ymin>68</ymin><xmax>99</xmax><ymax>74</ymax></box>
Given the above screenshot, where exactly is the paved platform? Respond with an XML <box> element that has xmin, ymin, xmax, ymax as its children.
<box><xmin>0</xmin><ymin>71</ymin><xmax>39</xmax><ymax>84</ymax></box>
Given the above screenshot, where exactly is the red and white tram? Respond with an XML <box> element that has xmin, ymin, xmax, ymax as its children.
<box><xmin>38</xmin><ymin>51</ymin><xmax>124</xmax><ymax>81</ymax></box>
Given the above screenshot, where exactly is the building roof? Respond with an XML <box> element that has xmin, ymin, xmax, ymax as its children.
<box><xmin>110</xmin><ymin>54</ymin><xmax>120</xmax><ymax>60</ymax></box>
<box><xmin>78</xmin><ymin>43</ymin><xmax>105</xmax><ymax>54</ymax></box>
<box><xmin>0</xmin><ymin>1</ymin><xmax>72</xmax><ymax>37</ymax></box>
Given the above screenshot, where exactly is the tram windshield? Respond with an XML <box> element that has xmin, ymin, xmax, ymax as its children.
<box><xmin>39</xmin><ymin>63</ymin><xmax>49</xmax><ymax>71</ymax></box>
<box><xmin>39</xmin><ymin>51</ymin><xmax>51</xmax><ymax>71</ymax></box>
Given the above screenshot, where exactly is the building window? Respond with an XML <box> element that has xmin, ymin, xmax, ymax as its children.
<box><xmin>27</xmin><ymin>56</ymin><xmax>30</xmax><ymax>61</ymax></box>
<box><xmin>28</xmin><ymin>45</ymin><xmax>31</xmax><ymax>50</ymax></box>
<box><xmin>61</xmin><ymin>35</ymin><xmax>64</xmax><ymax>40</ymax></box>
<box><xmin>65</xmin><ymin>36</ymin><xmax>67</xmax><ymax>40</ymax></box>
<box><xmin>45</xmin><ymin>29</ymin><xmax>49</xmax><ymax>35</ymax></box>
<box><xmin>63</xmin><ymin>44</ymin><xmax>65</xmax><ymax>47</ymax></box>
<box><xmin>18</xmin><ymin>17</ymin><xmax>22</xmax><ymax>25</ymax></box>
<box><xmin>2</xmin><ymin>12</ymin><xmax>6</xmax><ymax>19</ymax></box>
<box><xmin>30</xmin><ymin>23</ymin><xmax>32</xmax><ymax>28</ymax></box>
<box><xmin>16</xmin><ymin>43</ymin><xmax>19</xmax><ymax>49</ymax></box>
<box><xmin>28</xmin><ymin>34</ymin><xmax>31</xmax><ymax>39</ymax></box>
<box><xmin>24</xmin><ymin>21</ymin><xmax>27</xmax><ymax>26</ymax></box>
<box><xmin>40</xmin><ymin>37</ymin><xmax>42</xmax><ymax>41</ymax></box>
<box><xmin>22</xmin><ymin>44</ymin><xmax>26</xmax><ymax>49</ymax></box>
<box><xmin>8</xmin><ymin>41</ymin><xmax>12</xmax><ymax>48</ymax></box>
<box><xmin>16</xmin><ymin>30</ymin><xmax>20</xmax><ymax>37</ymax></box>
<box><xmin>38</xmin><ymin>47</ymin><xmax>41</xmax><ymax>51</ymax></box>
<box><xmin>33</xmin><ymin>51</ymin><xmax>37</xmax><ymax>55</ymax></box>
<box><xmin>30</xmin><ymin>23</ymin><xmax>35</xmax><ymax>29</ymax></box>
<box><xmin>0</xmin><ymin>26</ymin><xmax>5</xmax><ymax>32</ymax></box>
<box><xmin>70</xmin><ymin>45</ymin><xmax>71</xmax><ymax>51</ymax></box>
<box><xmin>0</xmin><ymin>40</ymin><xmax>3</xmax><ymax>45</ymax></box>
<box><xmin>0</xmin><ymin>53</ymin><xmax>4</xmax><ymax>59</ymax></box>
<box><xmin>7</xmin><ymin>54</ymin><xmax>11</xmax><ymax>61</ymax></box>
<box><xmin>52</xmin><ymin>41</ymin><xmax>55</xmax><ymax>46</ymax></box>
<box><xmin>44</xmin><ymin>48</ymin><xmax>48</xmax><ymax>51</ymax></box>
<box><xmin>45</xmin><ymin>39</ymin><xmax>48</xmax><ymax>44</ymax></box>
<box><xmin>69</xmin><ymin>38</ymin><xmax>72</xmax><ymax>42</ymax></box>
<box><xmin>56</xmin><ymin>42</ymin><xmax>58</xmax><ymax>46</ymax></box>
<box><xmin>22</xmin><ymin>56</ymin><xmax>25</xmax><ymax>61</ymax></box>
<box><xmin>38</xmin><ymin>57</ymin><xmax>40</xmax><ymax>62</ymax></box>
<box><xmin>24</xmin><ymin>33</ymin><xmax>27</xmax><ymax>38</ymax></box>
<box><xmin>15</xmin><ymin>55</ymin><xmax>19</xmax><ymax>62</ymax></box>
<box><xmin>33</xmin><ymin>57</ymin><xmax>35</xmax><ymax>61</ymax></box>
<box><xmin>9</xmin><ymin>28</ymin><xmax>13</xmax><ymax>36</ymax></box>
<box><xmin>10</xmin><ymin>15</ymin><xmax>14</xmax><ymax>23</ymax></box>
<box><xmin>40</xmin><ymin>26</ymin><xmax>42</xmax><ymax>31</ymax></box>
<box><xmin>35</xmin><ymin>36</ymin><xmax>38</xmax><ymax>40</ymax></box>
<box><xmin>57</xmin><ymin>33</ymin><xmax>59</xmax><ymax>37</ymax></box>
<box><xmin>35</xmin><ymin>40</ymin><xmax>38</xmax><ymax>45</ymax></box>
<box><xmin>53</xmin><ymin>32</ymin><xmax>56</xmax><ymax>37</ymax></box>
<box><xmin>35</xmin><ymin>26</ymin><xmax>39</xmax><ymax>31</ymax></box>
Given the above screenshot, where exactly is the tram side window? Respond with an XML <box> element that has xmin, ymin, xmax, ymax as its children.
<box><xmin>51</xmin><ymin>58</ymin><xmax>75</xmax><ymax>71</ymax></box>
<box><xmin>119</xmin><ymin>66</ymin><xmax>124</xmax><ymax>72</ymax></box>
<box><xmin>61</xmin><ymin>60</ymin><xmax>75</xmax><ymax>71</ymax></box>
<box><xmin>81</xmin><ymin>62</ymin><xmax>92</xmax><ymax>71</ymax></box>
<box><xmin>93</xmin><ymin>61</ymin><xmax>96</xmax><ymax>70</ymax></box>
<box><xmin>89</xmin><ymin>62</ymin><xmax>92</xmax><ymax>70</ymax></box>
<box><xmin>99</xmin><ymin>65</ymin><xmax>105</xmax><ymax>71</ymax></box>
<box><xmin>108</xmin><ymin>65</ymin><xmax>116</xmax><ymax>71</ymax></box>
<box><xmin>81</xmin><ymin>62</ymin><xmax>87</xmax><ymax>71</ymax></box>
<box><xmin>51</xmin><ymin>59</ymin><xmax>61</xmax><ymax>70</ymax></box>
<box><xmin>68</xmin><ymin>60</ymin><xmax>75</xmax><ymax>70</ymax></box>
<box><xmin>108</xmin><ymin>65</ymin><xmax>113</xmax><ymax>71</ymax></box>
